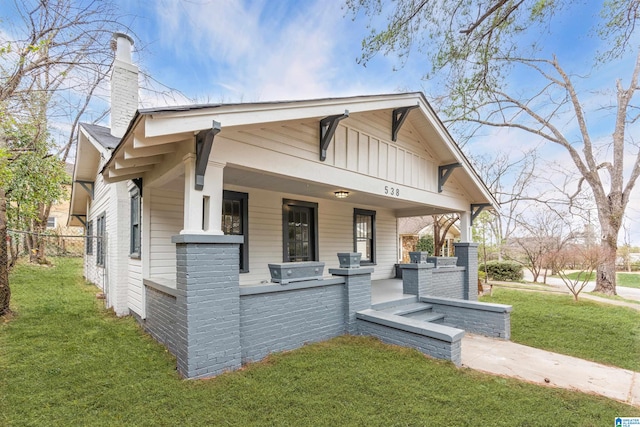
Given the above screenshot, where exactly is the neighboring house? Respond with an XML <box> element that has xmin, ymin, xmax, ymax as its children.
<box><xmin>69</xmin><ymin>34</ymin><xmax>508</xmax><ymax>379</ymax></box>
<box><xmin>47</xmin><ymin>163</ymin><xmax>83</xmax><ymax>234</ymax></box>
<box><xmin>398</xmin><ymin>216</ymin><xmax>461</xmax><ymax>262</ymax></box>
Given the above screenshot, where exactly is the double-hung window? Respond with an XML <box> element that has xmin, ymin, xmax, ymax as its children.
<box><xmin>130</xmin><ymin>186</ymin><xmax>141</xmax><ymax>258</ymax></box>
<box><xmin>86</xmin><ymin>221</ymin><xmax>93</xmax><ymax>255</ymax></box>
<box><xmin>96</xmin><ymin>213</ymin><xmax>105</xmax><ymax>266</ymax></box>
<box><xmin>222</xmin><ymin>191</ymin><xmax>249</xmax><ymax>272</ymax></box>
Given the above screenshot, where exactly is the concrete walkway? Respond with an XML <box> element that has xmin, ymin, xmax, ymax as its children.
<box><xmin>462</xmin><ymin>334</ymin><xmax>640</xmax><ymax>407</ymax></box>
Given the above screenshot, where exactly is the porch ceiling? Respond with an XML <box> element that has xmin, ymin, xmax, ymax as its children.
<box><xmin>223</xmin><ymin>166</ymin><xmax>457</xmax><ymax>217</ymax></box>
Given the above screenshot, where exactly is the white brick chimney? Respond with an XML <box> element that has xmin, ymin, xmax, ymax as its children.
<box><xmin>110</xmin><ymin>33</ymin><xmax>138</xmax><ymax>138</ymax></box>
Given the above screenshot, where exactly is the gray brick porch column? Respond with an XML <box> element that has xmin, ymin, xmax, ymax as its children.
<box><xmin>171</xmin><ymin>234</ymin><xmax>244</xmax><ymax>379</ymax></box>
<box><xmin>455</xmin><ymin>242</ymin><xmax>478</xmax><ymax>301</ymax></box>
<box><xmin>329</xmin><ymin>265</ymin><xmax>373</xmax><ymax>334</ymax></box>
<box><xmin>401</xmin><ymin>263</ymin><xmax>434</xmax><ymax>298</ymax></box>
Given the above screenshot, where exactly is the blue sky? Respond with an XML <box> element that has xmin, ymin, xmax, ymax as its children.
<box><xmin>120</xmin><ymin>0</ymin><xmax>427</xmax><ymax>105</ymax></box>
<box><xmin>2</xmin><ymin>0</ymin><xmax>639</xmax><ymax>245</ymax></box>
<box><xmin>111</xmin><ymin>0</ymin><xmax>637</xmax><ymax>245</ymax></box>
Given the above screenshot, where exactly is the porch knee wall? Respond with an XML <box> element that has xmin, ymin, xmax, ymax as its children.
<box><xmin>142</xmin><ymin>242</ymin><xmax>374</xmax><ymax>379</ymax></box>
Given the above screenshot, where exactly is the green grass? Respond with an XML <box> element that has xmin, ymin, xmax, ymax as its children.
<box><xmin>481</xmin><ymin>288</ymin><xmax>640</xmax><ymax>371</ymax></box>
<box><xmin>559</xmin><ymin>271</ymin><xmax>596</xmax><ymax>281</ymax></box>
<box><xmin>618</xmin><ymin>272</ymin><xmax>640</xmax><ymax>289</ymax></box>
<box><xmin>1</xmin><ymin>259</ymin><xmax>638</xmax><ymax>426</ymax></box>
<box><xmin>553</xmin><ymin>271</ymin><xmax>640</xmax><ymax>289</ymax></box>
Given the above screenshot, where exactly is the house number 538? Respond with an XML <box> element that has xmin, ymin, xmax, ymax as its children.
<box><xmin>384</xmin><ymin>186</ymin><xmax>400</xmax><ymax>197</ymax></box>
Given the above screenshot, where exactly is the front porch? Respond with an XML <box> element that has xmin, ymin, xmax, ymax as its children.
<box><xmin>139</xmin><ymin>236</ymin><xmax>511</xmax><ymax>379</ymax></box>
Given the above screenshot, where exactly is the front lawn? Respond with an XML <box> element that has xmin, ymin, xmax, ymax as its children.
<box><xmin>554</xmin><ymin>271</ymin><xmax>640</xmax><ymax>289</ymax></box>
<box><xmin>1</xmin><ymin>259</ymin><xmax>638</xmax><ymax>426</ymax></box>
<box><xmin>481</xmin><ymin>288</ymin><xmax>640</xmax><ymax>371</ymax></box>
<box><xmin>618</xmin><ymin>272</ymin><xmax>640</xmax><ymax>289</ymax></box>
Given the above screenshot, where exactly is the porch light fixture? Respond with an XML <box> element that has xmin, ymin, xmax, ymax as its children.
<box><xmin>334</xmin><ymin>191</ymin><xmax>349</xmax><ymax>199</ymax></box>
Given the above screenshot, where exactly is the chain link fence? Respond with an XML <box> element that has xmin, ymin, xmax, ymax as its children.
<box><xmin>8</xmin><ymin>229</ymin><xmax>88</xmax><ymax>261</ymax></box>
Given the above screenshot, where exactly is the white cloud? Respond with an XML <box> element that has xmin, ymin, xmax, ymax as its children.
<box><xmin>145</xmin><ymin>0</ymin><xmax>414</xmax><ymax>103</ymax></box>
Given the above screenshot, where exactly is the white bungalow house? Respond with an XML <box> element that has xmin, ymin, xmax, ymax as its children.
<box><xmin>70</xmin><ymin>34</ymin><xmax>509</xmax><ymax>379</ymax></box>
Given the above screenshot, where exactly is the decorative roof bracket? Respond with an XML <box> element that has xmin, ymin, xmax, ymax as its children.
<box><xmin>76</xmin><ymin>180</ymin><xmax>94</xmax><ymax>199</ymax></box>
<box><xmin>319</xmin><ymin>110</ymin><xmax>349</xmax><ymax>161</ymax></box>
<box><xmin>471</xmin><ymin>203</ymin><xmax>492</xmax><ymax>225</ymax></box>
<box><xmin>72</xmin><ymin>214</ymin><xmax>87</xmax><ymax>228</ymax></box>
<box><xmin>132</xmin><ymin>177</ymin><xmax>143</xmax><ymax>196</ymax></box>
<box><xmin>195</xmin><ymin>121</ymin><xmax>221</xmax><ymax>190</ymax></box>
<box><xmin>391</xmin><ymin>105</ymin><xmax>419</xmax><ymax>142</ymax></box>
<box><xmin>438</xmin><ymin>163</ymin><xmax>462</xmax><ymax>193</ymax></box>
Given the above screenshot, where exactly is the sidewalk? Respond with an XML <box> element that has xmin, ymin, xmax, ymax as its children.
<box><xmin>462</xmin><ymin>334</ymin><xmax>640</xmax><ymax>407</ymax></box>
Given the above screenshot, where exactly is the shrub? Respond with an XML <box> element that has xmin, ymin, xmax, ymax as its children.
<box><xmin>416</xmin><ymin>235</ymin><xmax>434</xmax><ymax>254</ymax></box>
<box><xmin>479</xmin><ymin>260</ymin><xmax>523</xmax><ymax>282</ymax></box>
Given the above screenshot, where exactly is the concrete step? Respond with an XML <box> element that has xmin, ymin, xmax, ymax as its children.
<box><xmin>371</xmin><ymin>296</ymin><xmax>418</xmax><ymax>311</ymax></box>
<box><xmin>404</xmin><ymin>311</ymin><xmax>445</xmax><ymax>323</ymax></box>
<box><xmin>379</xmin><ymin>302</ymin><xmax>434</xmax><ymax>316</ymax></box>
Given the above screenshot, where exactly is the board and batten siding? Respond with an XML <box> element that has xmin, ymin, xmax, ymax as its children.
<box><xmin>225</xmin><ymin>110</ymin><xmax>441</xmax><ymax>195</ymax></box>
<box><xmin>225</xmin><ymin>185</ymin><xmax>398</xmax><ymax>286</ymax></box>
<box><xmin>148</xmin><ymin>187</ymin><xmax>183</xmax><ymax>280</ymax></box>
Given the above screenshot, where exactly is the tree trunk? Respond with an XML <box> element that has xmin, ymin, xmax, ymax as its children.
<box><xmin>593</xmin><ymin>237</ymin><xmax>617</xmax><ymax>295</ymax></box>
<box><xmin>0</xmin><ymin>187</ymin><xmax>11</xmax><ymax>316</ymax></box>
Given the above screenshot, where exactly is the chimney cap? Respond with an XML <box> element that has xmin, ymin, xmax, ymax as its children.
<box><xmin>111</xmin><ymin>32</ymin><xmax>135</xmax><ymax>45</ymax></box>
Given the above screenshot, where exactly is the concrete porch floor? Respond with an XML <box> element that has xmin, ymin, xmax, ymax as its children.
<box><xmin>371</xmin><ymin>278</ymin><xmax>413</xmax><ymax>305</ymax></box>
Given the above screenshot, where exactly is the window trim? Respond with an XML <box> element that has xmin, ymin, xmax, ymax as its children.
<box><xmin>353</xmin><ymin>208</ymin><xmax>376</xmax><ymax>265</ymax></box>
<box><xmin>130</xmin><ymin>186</ymin><xmax>141</xmax><ymax>258</ymax></box>
<box><xmin>96</xmin><ymin>212</ymin><xmax>106</xmax><ymax>267</ymax></box>
<box><xmin>282</xmin><ymin>199</ymin><xmax>319</xmax><ymax>263</ymax></box>
<box><xmin>222</xmin><ymin>190</ymin><xmax>249</xmax><ymax>273</ymax></box>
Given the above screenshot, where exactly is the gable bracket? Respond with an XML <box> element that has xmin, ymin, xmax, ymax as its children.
<box><xmin>391</xmin><ymin>105</ymin><xmax>419</xmax><ymax>142</ymax></box>
<box><xmin>319</xmin><ymin>110</ymin><xmax>349</xmax><ymax>161</ymax></box>
<box><xmin>132</xmin><ymin>178</ymin><xmax>143</xmax><ymax>196</ymax></box>
<box><xmin>72</xmin><ymin>214</ymin><xmax>87</xmax><ymax>228</ymax></box>
<box><xmin>195</xmin><ymin>121</ymin><xmax>222</xmax><ymax>190</ymax></box>
<box><xmin>471</xmin><ymin>203</ymin><xmax>492</xmax><ymax>225</ymax></box>
<box><xmin>76</xmin><ymin>180</ymin><xmax>94</xmax><ymax>199</ymax></box>
<box><xmin>438</xmin><ymin>163</ymin><xmax>462</xmax><ymax>193</ymax></box>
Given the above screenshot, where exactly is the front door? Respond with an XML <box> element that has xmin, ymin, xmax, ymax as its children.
<box><xmin>283</xmin><ymin>201</ymin><xmax>317</xmax><ymax>262</ymax></box>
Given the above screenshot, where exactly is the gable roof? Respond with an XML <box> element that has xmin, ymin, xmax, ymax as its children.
<box><xmin>100</xmin><ymin>92</ymin><xmax>497</xmax><ymax>208</ymax></box>
<box><xmin>80</xmin><ymin>123</ymin><xmax>120</xmax><ymax>150</ymax></box>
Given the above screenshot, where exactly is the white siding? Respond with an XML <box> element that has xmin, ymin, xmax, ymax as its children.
<box><xmin>226</xmin><ymin>186</ymin><xmax>399</xmax><ymax>286</ymax></box>
<box><xmin>128</xmin><ymin>258</ymin><xmax>143</xmax><ymax>314</ymax></box>
<box><xmin>148</xmin><ymin>187</ymin><xmax>183</xmax><ymax>280</ymax></box>
<box><xmin>127</xmin><ymin>182</ymin><xmax>143</xmax><ymax>315</ymax></box>
<box><xmin>83</xmin><ymin>167</ymin><xmax>131</xmax><ymax>316</ymax></box>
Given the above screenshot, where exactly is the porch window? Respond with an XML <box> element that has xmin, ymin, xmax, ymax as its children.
<box><xmin>354</xmin><ymin>208</ymin><xmax>376</xmax><ymax>264</ymax></box>
<box><xmin>96</xmin><ymin>213</ymin><xmax>105</xmax><ymax>266</ymax></box>
<box><xmin>222</xmin><ymin>190</ymin><xmax>249</xmax><ymax>272</ymax></box>
<box><xmin>130</xmin><ymin>186</ymin><xmax>141</xmax><ymax>258</ymax></box>
<box><xmin>86</xmin><ymin>220</ymin><xmax>93</xmax><ymax>255</ymax></box>
<box><xmin>282</xmin><ymin>199</ymin><xmax>318</xmax><ymax>262</ymax></box>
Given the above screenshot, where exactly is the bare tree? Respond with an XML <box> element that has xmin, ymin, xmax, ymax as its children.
<box><xmin>432</xmin><ymin>214</ymin><xmax>459</xmax><ymax>256</ymax></box>
<box><xmin>0</xmin><ymin>0</ymin><xmax>129</xmax><ymax>316</ymax></box>
<box><xmin>470</xmin><ymin>148</ymin><xmax>539</xmax><ymax>260</ymax></box>
<box><xmin>553</xmin><ymin>246</ymin><xmax>602</xmax><ymax>302</ymax></box>
<box><xmin>510</xmin><ymin>208</ymin><xmax>571</xmax><ymax>283</ymax></box>
<box><xmin>349</xmin><ymin>0</ymin><xmax>640</xmax><ymax>295</ymax></box>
